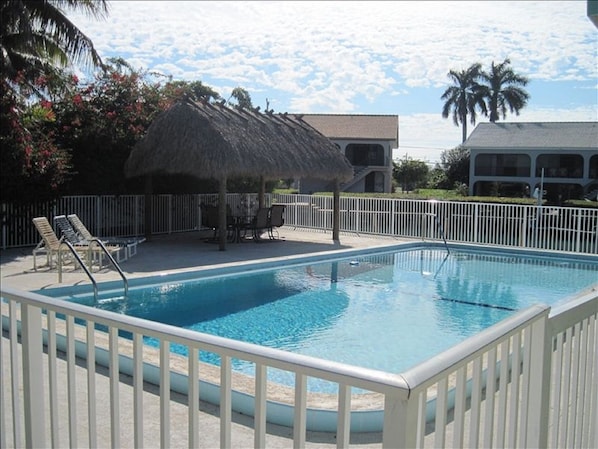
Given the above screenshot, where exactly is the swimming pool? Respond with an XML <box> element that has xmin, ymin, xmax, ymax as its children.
<box><xmin>46</xmin><ymin>244</ymin><xmax>598</xmax><ymax>393</ymax></box>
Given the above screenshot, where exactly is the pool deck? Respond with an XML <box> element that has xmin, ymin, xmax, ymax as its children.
<box><xmin>1</xmin><ymin>229</ymin><xmax>408</xmax><ymax>291</ymax></box>
<box><xmin>2</xmin><ymin>229</ymin><xmax>429</xmax><ymax>448</ymax></box>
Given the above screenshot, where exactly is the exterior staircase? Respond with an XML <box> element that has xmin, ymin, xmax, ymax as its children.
<box><xmin>340</xmin><ymin>166</ymin><xmax>376</xmax><ymax>191</ymax></box>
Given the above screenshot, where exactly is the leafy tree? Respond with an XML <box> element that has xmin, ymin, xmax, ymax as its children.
<box><xmin>480</xmin><ymin>58</ymin><xmax>530</xmax><ymax>122</ymax></box>
<box><xmin>441</xmin><ymin>63</ymin><xmax>486</xmax><ymax>143</ymax></box>
<box><xmin>159</xmin><ymin>79</ymin><xmax>221</xmax><ymax>104</ymax></box>
<box><xmin>393</xmin><ymin>156</ymin><xmax>429</xmax><ymax>192</ymax></box>
<box><xmin>440</xmin><ymin>145</ymin><xmax>470</xmax><ymax>188</ymax></box>
<box><xmin>427</xmin><ymin>166</ymin><xmax>449</xmax><ymax>190</ymax></box>
<box><xmin>0</xmin><ymin>76</ymin><xmax>71</xmax><ymax>202</ymax></box>
<box><xmin>228</xmin><ymin>86</ymin><xmax>253</xmax><ymax>110</ymax></box>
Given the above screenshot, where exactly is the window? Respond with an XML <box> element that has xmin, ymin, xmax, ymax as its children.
<box><xmin>474</xmin><ymin>154</ymin><xmax>530</xmax><ymax>177</ymax></box>
<box><xmin>345</xmin><ymin>144</ymin><xmax>384</xmax><ymax>166</ymax></box>
<box><xmin>536</xmin><ymin>154</ymin><xmax>583</xmax><ymax>178</ymax></box>
<box><xmin>590</xmin><ymin>155</ymin><xmax>598</xmax><ymax>179</ymax></box>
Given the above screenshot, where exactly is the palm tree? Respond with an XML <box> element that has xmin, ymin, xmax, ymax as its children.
<box><xmin>0</xmin><ymin>0</ymin><xmax>108</xmax><ymax>95</ymax></box>
<box><xmin>441</xmin><ymin>63</ymin><xmax>487</xmax><ymax>143</ymax></box>
<box><xmin>480</xmin><ymin>58</ymin><xmax>530</xmax><ymax>122</ymax></box>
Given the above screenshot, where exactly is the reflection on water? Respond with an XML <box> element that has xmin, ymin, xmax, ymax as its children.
<box><xmin>55</xmin><ymin>247</ymin><xmax>597</xmax><ymax>393</ymax></box>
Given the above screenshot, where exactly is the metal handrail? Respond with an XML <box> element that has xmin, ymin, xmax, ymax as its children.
<box><xmin>58</xmin><ymin>240</ymin><xmax>98</xmax><ymax>300</ymax></box>
<box><xmin>434</xmin><ymin>213</ymin><xmax>450</xmax><ymax>255</ymax></box>
<box><xmin>89</xmin><ymin>238</ymin><xmax>129</xmax><ymax>296</ymax></box>
<box><xmin>423</xmin><ymin>200</ymin><xmax>450</xmax><ymax>254</ymax></box>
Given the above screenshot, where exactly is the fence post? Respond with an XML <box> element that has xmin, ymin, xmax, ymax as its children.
<box><xmin>21</xmin><ymin>304</ymin><xmax>47</xmax><ymax>447</ymax></box>
<box><xmin>134</xmin><ymin>195</ymin><xmax>140</xmax><ymax>236</ymax></box>
<box><xmin>575</xmin><ymin>209</ymin><xmax>583</xmax><ymax>253</ymax></box>
<box><xmin>168</xmin><ymin>194</ymin><xmax>173</xmax><ymax>234</ymax></box>
<box><xmin>520</xmin><ymin>207</ymin><xmax>528</xmax><ymax>247</ymax></box>
<box><xmin>95</xmin><ymin>196</ymin><xmax>101</xmax><ymax>236</ymax></box>
<box><xmin>473</xmin><ymin>203</ymin><xmax>479</xmax><ymax>243</ymax></box>
<box><xmin>391</xmin><ymin>198</ymin><xmax>396</xmax><ymax>237</ymax></box>
<box><xmin>525</xmin><ymin>309</ymin><xmax>552</xmax><ymax>448</ymax></box>
<box><xmin>382</xmin><ymin>392</ymin><xmax>418</xmax><ymax>449</ymax></box>
<box><xmin>200</xmin><ymin>193</ymin><xmax>203</xmax><ymax>231</ymax></box>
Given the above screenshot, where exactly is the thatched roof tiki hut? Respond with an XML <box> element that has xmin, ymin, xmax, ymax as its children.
<box><xmin>124</xmin><ymin>99</ymin><xmax>353</xmax><ymax>250</ymax></box>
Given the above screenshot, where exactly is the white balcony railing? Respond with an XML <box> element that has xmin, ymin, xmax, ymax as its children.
<box><xmin>2</xmin><ymin>284</ymin><xmax>596</xmax><ymax>448</ymax></box>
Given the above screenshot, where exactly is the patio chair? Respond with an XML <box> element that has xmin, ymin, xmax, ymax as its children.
<box><xmin>202</xmin><ymin>205</ymin><xmax>235</xmax><ymax>242</ymax></box>
<box><xmin>54</xmin><ymin>215</ymin><xmax>86</xmax><ymax>246</ymax></box>
<box><xmin>67</xmin><ymin>214</ymin><xmax>137</xmax><ymax>261</ymax></box>
<box><xmin>66</xmin><ymin>213</ymin><xmax>95</xmax><ymax>241</ymax></box>
<box><xmin>55</xmin><ymin>214</ymin><xmax>122</xmax><ymax>264</ymax></box>
<box><xmin>32</xmin><ymin>217</ymin><xmax>87</xmax><ymax>271</ymax></box>
<box><xmin>267</xmin><ymin>205</ymin><xmax>286</xmax><ymax>240</ymax></box>
<box><xmin>244</xmin><ymin>207</ymin><xmax>271</xmax><ymax>241</ymax></box>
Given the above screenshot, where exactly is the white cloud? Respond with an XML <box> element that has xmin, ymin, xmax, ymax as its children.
<box><xmin>73</xmin><ymin>1</ymin><xmax>597</xmax><ymax>86</ymax></box>
<box><xmin>68</xmin><ymin>1</ymin><xmax>597</xmax><ymax>151</ymax></box>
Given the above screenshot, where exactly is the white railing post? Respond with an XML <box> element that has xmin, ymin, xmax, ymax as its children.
<box><xmin>382</xmin><ymin>393</ymin><xmax>418</xmax><ymax>449</ymax></box>
<box><xmin>200</xmin><ymin>194</ymin><xmax>205</xmax><ymax>231</ymax></box>
<box><xmin>391</xmin><ymin>199</ymin><xmax>396</xmax><ymax>237</ymax></box>
<box><xmin>21</xmin><ymin>304</ymin><xmax>46</xmax><ymax>447</ymax></box>
<box><xmin>95</xmin><ymin>196</ymin><xmax>102</xmax><ymax>236</ymax></box>
<box><xmin>525</xmin><ymin>309</ymin><xmax>552</xmax><ymax>448</ymax></box>
<box><xmin>521</xmin><ymin>206</ymin><xmax>528</xmax><ymax>248</ymax></box>
<box><xmin>575</xmin><ymin>209</ymin><xmax>583</xmax><ymax>253</ymax></box>
<box><xmin>473</xmin><ymin>203</ymin><xmax>480</xmax><ymax>243</ymax></box>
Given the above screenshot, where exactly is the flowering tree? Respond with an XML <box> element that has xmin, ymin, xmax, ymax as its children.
<box><xmin>53</xmin><ymin>58</ymin><xmax>221</xmax><ymax>194</ymax></box>
<box><xmin>0</xmin><ymin>0</ymin><xmax>107</xmax><ymax>202</ymax></box>
<box><xmin>0</xmin><ymin>74</ymin><xmax>71</xmax><ymax>202</ymax></box>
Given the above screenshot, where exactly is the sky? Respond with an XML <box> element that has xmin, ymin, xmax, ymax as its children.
<box><xmin>68</xmin><ymin>1</ymin><xmax>597</xmax><ymax>164</ymax></box>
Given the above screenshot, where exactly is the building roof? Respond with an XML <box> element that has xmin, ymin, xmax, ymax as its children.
<box><xmin>463</xmin><ymin>122</ymin><xmax>598</xmax><ymax>149</ymax></box>
<box><xmin>299</xmin><ymin>114</ymin><xmax>399</xmax><ymax>143</ymax></box>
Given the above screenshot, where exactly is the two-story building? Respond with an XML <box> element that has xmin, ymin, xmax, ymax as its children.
<box><xmin>298</xmin><ymin>114</ymin><xmax>399</xmax><ymax>194</ymax></box>
<box><xmin>464</xmin><ymin>122</ymin><xmax>598</xmax><ymax>202</ymax></box>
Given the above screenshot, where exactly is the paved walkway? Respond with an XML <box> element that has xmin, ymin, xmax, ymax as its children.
<box><xmin>1</xmin><ymin>229</ymin><xmax>417</xmax><ymax>448</ymax></box>
<box><xmin>1</xmin><ymin>229</ymin><xmax>408</xmax><ymax>291</ymax></box>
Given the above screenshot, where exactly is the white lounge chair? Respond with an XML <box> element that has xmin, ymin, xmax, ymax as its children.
<box><xmin>67</xmin><ymin>214</ymin><xmax>142</xmax><ymax>260</ymax></box>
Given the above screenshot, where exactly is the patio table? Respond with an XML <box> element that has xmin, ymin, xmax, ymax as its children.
<box><xmin>231</xmin><ymin>216</ymin><xmax>255</xmax><ymax>243</ymax></box>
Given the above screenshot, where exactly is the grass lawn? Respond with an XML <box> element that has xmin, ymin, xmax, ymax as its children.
<box><xmin>275</xmin><ymin>188</ymin><xmax>597</xmax><ymax>208</ymax></box>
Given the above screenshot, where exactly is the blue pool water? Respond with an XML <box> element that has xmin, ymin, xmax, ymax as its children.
<box><xmin>57</xmin><ymin>246</ymin><xmax>597</xmax><ymax>392</ymax></box>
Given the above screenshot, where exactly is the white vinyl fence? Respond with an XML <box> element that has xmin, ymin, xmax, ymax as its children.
<box><xmin>1</xmin><ymin>287</ymin><xmax>596</xmax><ymax>448</ymax></box>
<box><xmin>1</xmin><ymin>194</ymin><xmax>597</xmax><ymax>254</ymax></box>
<box><xmin>275</xmin><ymin>194</ymin><xmax>598</xmax><ymax>254</ymax></box>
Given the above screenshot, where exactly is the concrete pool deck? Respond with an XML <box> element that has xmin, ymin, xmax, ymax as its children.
<box><xmin>2</xmin><ymin>229</ymin><xmax>422</xmax><ymax>448</ymax></box>
<box><xmin>0</xmin><ymin>229</ymin><xmax>409</xmax><ymax>291</ymax></box>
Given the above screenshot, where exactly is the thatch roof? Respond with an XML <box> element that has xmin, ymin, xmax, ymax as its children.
<box><xmin>124</xmin><ymin>99</ymin><xmax>353</xmax><ymax>181</ymax></box>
